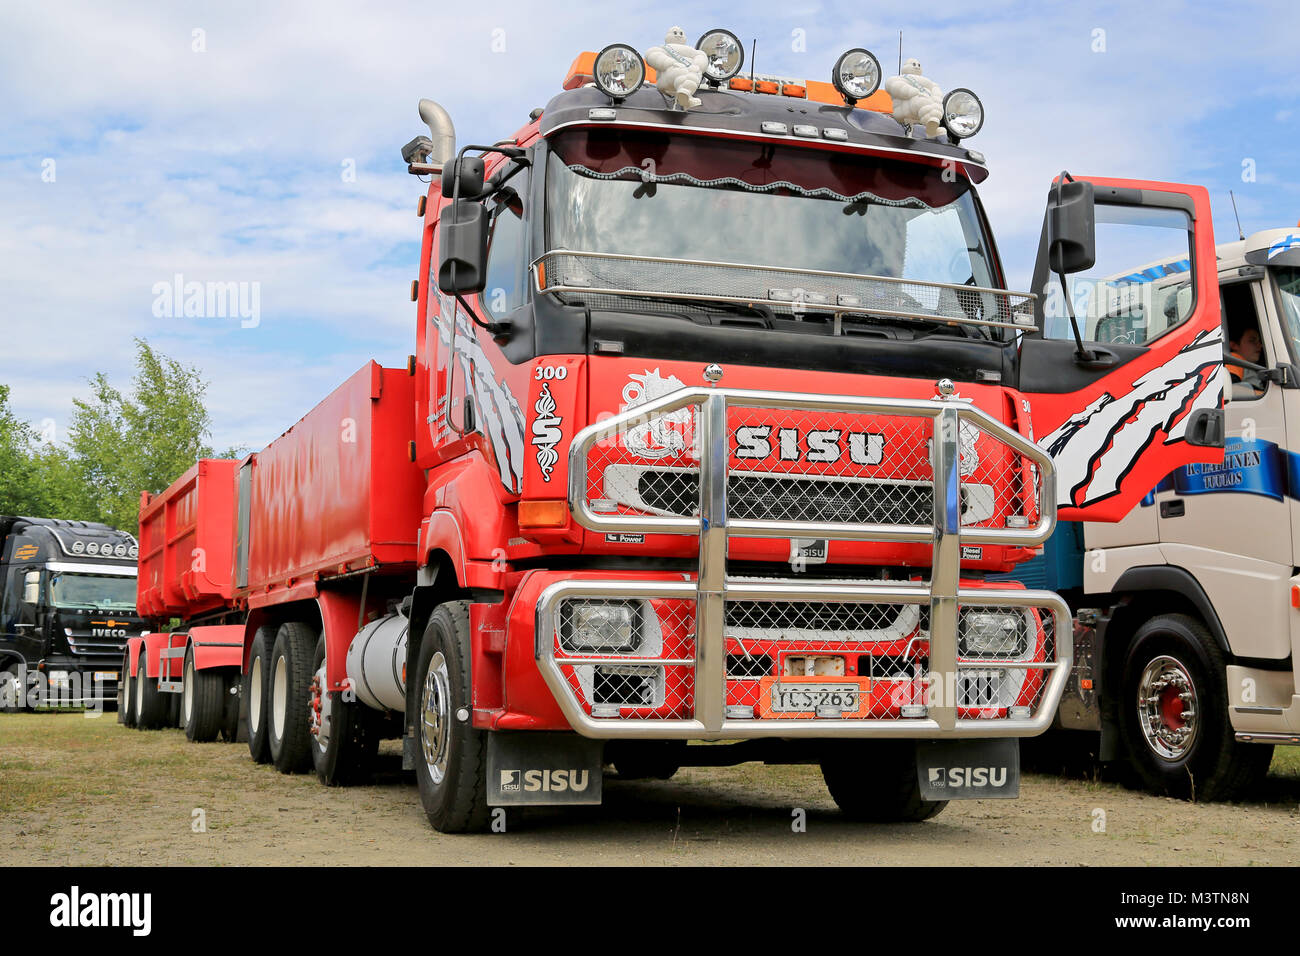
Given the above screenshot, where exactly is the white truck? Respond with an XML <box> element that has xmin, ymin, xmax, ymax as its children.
<box><xmin>1025</xmin><ymin>225</ymin><xmax>1300</xmax><ymax>798</ymax></box>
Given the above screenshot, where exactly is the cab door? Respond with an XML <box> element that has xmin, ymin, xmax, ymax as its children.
<box><xmin>1018</xmin><ymin>177</ymin><xmax>1224</xmax><ymax>522</ymax></box>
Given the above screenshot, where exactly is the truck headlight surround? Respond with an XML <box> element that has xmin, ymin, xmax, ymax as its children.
<box><xmin>831</xmin><ymin>48</ymin><xmax>881</xmax><ymax>105</ymax></box>
<box><xmin>560</xmin><ymin>599</ymin><xmax>645</xmax><ymax>653</ymax></box>
<box><xmin>592</xmin><ymin>43</ymin><xmax>646</xmax><ymax>102</ymax></box>
<box><xmin>941</xmin><ymin>88</ymin><xmax>984</xmax><ymax>141</ymax></box>
<box><xmin>696</xmin><ymin>29</ymin><xmax>744</xmax><ymax>84</ymax></box>
<box><xmin>958</xmin><ymin>608</ymin><xmax>1029</xmax><ymax>659</ymax></box>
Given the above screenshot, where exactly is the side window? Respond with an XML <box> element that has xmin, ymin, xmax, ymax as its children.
<box><xmin>1222</xmin><ymin>281</ymin><xmax>1267</xmax><ymax>400</ymax></box>
<box><xmin>481</xmin><ymin>185</ymin><xmax>528</xmax><ymax>318</ymax></box>
<box><xmin>1</xmin><ymin>567</ymin><xmax>21</xmax><ymax>632</ymax></box>
<box><xmin>1043</xmin><ymin>204</ymin><xmax>1194</xmax><ymax>346</ymax></box>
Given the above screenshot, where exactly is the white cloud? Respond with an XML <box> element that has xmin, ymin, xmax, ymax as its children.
<box><xmin>3</xmin><ymin>0</ymin><xmax>1298</xmax><ymax>455</ymax></box>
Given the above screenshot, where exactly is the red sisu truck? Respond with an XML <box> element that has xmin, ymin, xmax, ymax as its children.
<box><xmin>120</xmin><ymin>34</ymin><xmax>1227</xmax><ymax>832</ymax></box>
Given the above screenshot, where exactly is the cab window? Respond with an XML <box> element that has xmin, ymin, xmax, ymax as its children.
<box><xmin>481</xmin><ymin>180</ymin><xmax>529</xmax><ymax>318</ymax></box>
<box><xmin>1043</xmin><ymin>204</ymin><xmax>1194</xmax><ymax>346</ymax></box>
<box><xmin>1222</xmin><ymin>280</ymin><xmax>1267</xmax><ymax>400</ymax></box>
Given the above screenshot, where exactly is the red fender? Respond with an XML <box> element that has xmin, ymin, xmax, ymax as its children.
<box><xmin>317</xmin><ymin>590</ymin><xmax>364</xmax><ymax>692</ymax></box>
<box><xmin>187</xmin><ymin>625</ymin><xmax>245</xmax><ymax>671</ymax></box>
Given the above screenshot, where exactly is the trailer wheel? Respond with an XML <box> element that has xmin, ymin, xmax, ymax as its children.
<box><xmin>134</xmin><ymin>648</ymin><xmax>169</xmax><ymax>730</ymax></box>
<box><xmin>1118</xmin><ymin>613</ymin><xmax>1273</xmax><ymax>801</ymax></box>
<box><xmin>183</xmin><ymin>646</ymin><xmax>226</xmax><ymax>743</ymax></box>
<box><xmin>414</xmin><ymin>602</ymin><xmax>488</xmax><ymax>833</ymax></box>
<box><xmin>119</xmin><ymin>649</ymin><xmax>137</xmax><ymax>728</ymax></box>
<box><xmin>268</xmin><ymin>622</ymin><xmax>315</xmax><ymax>774</ymax></box>
<box><xmin>244</xmin><ymin>628</ymin><xmax>274</xmax><ymax>762</ymax></box>
<box><xmin>820</xmin><ymin>741</ymin><xmax>948</xmax><ymax>822</ymax></box>
<box><xmin>309</xmin><ymin>634</ymin><xmax>378</xmax><ymax>786</ymax></box>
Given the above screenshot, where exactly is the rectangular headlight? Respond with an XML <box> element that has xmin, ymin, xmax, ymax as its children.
<box><xmin>561</xmin><ymin>600</ymin><xmax>643</xmax><ymax>654</ymax></box>
<box><xmin>958</xmin><ymin>609</ymin><xmax>1028</xmax><ymax>659</ymax></box>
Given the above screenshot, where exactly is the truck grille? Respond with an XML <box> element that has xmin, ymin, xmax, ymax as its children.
<box><xmin>625</xmin><ymin>468</ymin><xmax>942</xmax><ymax>526</ymax></box>
<box><xmin>66</xmin><ymin>634</ymin><xmax>130</xmax><ymax>655</ymax></box>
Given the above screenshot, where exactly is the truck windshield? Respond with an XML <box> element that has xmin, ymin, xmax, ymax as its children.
<box><xmin>1275</xmin><ymin>267</ymin><xmax>1300</xmax><ymax>353</ymax></box>
<box><xmin>545</xmin><ymin>128</ymin><xmax>1001</xmax><ymax>307</ymax></box>
<box><xmin>48</xmin><ymin>572</ymin><xmax>136</xmax><ymax>610</ymax></box>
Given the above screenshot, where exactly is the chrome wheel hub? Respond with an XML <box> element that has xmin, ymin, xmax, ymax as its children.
<box><xmin>1137</xmin><ymin>655</ymin><xmax>1198</xmax><ymax>760</ymax></box>
<box><xmin>420</xmin><ymin>652</ymin><xmax>451</xmax><ymax>785</ymax></box>
<box><xmin>309</xmin><ymin>664</ymin><xmax>331</xmax><ymax>754</ymax></box>
<box><xmin>183</xmin><ymin>658</ymin><xmax>194</xmax><ymax>723</ymax></box>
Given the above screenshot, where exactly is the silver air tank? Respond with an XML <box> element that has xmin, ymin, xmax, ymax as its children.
<box><xmin>345</xmin><ymin>613</ymin><xmax>408</xmax><ymax>712</ymax></box>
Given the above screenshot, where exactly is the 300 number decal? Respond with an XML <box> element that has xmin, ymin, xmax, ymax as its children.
<box><xmin>535</xmin><ymin>365</ymin><xmax>568</xmax><ymax>381</ymax></box>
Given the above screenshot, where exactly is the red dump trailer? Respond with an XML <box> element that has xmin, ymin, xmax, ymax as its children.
<box><xmin>121</xmin><ymin>362</ymin><xmax>421</xmax><ymax>744</ymax></box>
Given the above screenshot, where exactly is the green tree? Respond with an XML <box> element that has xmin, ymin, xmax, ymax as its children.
<box><xmin>0</xmin><ymin>339</ymin><xmax>231</xmax><ymax>532</ymax></box>
<box><xmin>65</xmin><ymin>339</ymin><xmax>220</xmax><ymax>531</ymax></box>
<box><xmin>0</xmin><ymin>384</ymin><xmax>38</xmax><ymax>513</ymax></box>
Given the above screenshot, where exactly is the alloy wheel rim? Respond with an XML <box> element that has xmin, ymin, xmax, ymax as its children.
<box><xmin>1137</xmin><ymin>654</ymin><xmax>1199</xmax><ymax>760</ymax></box>
<box><xmin>309</xmin><ymin>664</ymin><xmax>331</xmax><ymax>754</ymax></box>
<box><xmin>420</xmin><ymin>652</ymin><xmax>451</xmax><ymax>784</ymax></box>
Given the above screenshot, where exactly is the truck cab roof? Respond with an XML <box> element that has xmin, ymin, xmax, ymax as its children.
<box><xmin>0</xmin><ymin>515</ymin><xmax>139</xmax><ymax>570</ymax></box>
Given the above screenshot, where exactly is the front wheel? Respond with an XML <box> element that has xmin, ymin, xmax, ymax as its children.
<box><xmin>134</xmin><ymin>648</ymin><xmax>169</xmax><ymax>730</ymax></box>
<box><xmin>414</xmin><ymin>602</ymin><xmax>488</xmax><ymax>833</ymax></box>
<box><xmin>244</xmin><ymin>628</ymin><xmax>274</xmax><ymax>763</ymax></box>
<box><xmin>119</xmin><ymin>650</ymin><xmax>136</xmax><ymax>727</ymax></box>
<box><xmin>0</xmin><ymin>666</ymin><xmax>25</xmax><ymax>713</ymax></box>
<box><xmin>820</xmin><ymin>741</ymin><xmax>948</xmax><ymax>822</ymax></box>
<box><xmin>1118</xmin><ymin>613</ymin><xmax>1273</xmax><ymax>801</ymax></box>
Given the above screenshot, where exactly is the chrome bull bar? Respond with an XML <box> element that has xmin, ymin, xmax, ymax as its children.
<box><xmin>536</xmin><ymin>386</ymin><xmax>1072</xmax><ymax>739</ymax></box>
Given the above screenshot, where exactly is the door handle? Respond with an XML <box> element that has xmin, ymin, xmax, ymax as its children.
<box><xmin>1073</xmin><ymin>347</ymin><xmax>1118</xmax><ymax>369</ymax></box>
<box><xmin>1160</xmin><ymin>500</ymin><xmax>1185</xmax><ymax>518</ymax></box>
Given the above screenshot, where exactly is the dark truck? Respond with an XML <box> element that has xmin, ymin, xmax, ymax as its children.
<box><xmin>0</xmin><ymin>516</ymin><xmax>145</xmax><ymax>710</ymax></box>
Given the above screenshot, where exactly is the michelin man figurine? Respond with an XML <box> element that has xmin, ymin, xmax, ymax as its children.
<box><xmin>646</xmin><ymin>26</ymin><xmax>708</xmax><ymax>110</ymax></box>
<box><xmin>884</xmin><ymin>58</ymin><xmax>944</xmax><ymax>137</ymax></box>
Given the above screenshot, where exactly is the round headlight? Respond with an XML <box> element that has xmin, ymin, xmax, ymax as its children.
<box><xmin>941</xmin><ymin>88</ymin><xmax>984</xmax><ymax>140</ymax></box>
<box><xmin>592</xmin><ymin>43</ymin><xmax>646</xmax><ymax>101</ymax></box>
<box><xmin>696</xmin><ymin>29</ymin><xmax>744</xmax><ymax>83</ymax></box>
<box><xmin>832</xmin><ymin>48</ymin><xmax>881</xmax><ymax>104</ymax></box>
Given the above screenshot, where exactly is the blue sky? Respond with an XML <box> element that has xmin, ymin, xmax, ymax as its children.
<box><xmin>2</xmin><ymin>0</ymin><xmax>1297</xmax><ymax>452</ymax></box>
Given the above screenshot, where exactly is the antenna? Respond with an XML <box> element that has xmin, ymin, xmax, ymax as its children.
<box><xmin>750</xmin><ymin>38</ymin><xmax>756</xmax><ymax>88</ymax></box>
<box><xmin>898</xmin><ymin>31</ymin><xmax>903</xmax><ymax>73</ymax></box>
<box><xmin>1229</xmin><ymin>190</ymin><xmax>1245</xmax><ymax>241</ymax></box>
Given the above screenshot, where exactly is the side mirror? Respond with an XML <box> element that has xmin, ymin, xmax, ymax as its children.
<box><xmin>1048</xmin><ymin>179</ymin><xmax>1096</xmax><ymax>274</ymax></box>
<box><xmin>437</xmin><ymin>199</ymin><xmax>489</xmax><ymax>294</ymax></box>
<box><xmin>22</xmin><ymin>571</ymin><xmax>40</xmax><ymax>605</ymax></box>
<box><xmin>441</xmin><ymin>156</ymin><xmax>485</xmax><ymax>200</ymax></box>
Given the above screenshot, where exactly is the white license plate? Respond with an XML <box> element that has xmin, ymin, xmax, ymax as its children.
<box><xmin>766</xmin><ymin>681</ymin><xmax>862</xmax><ymax>714</ymax></box>
<box><xmin>92</xmin><ymin>671</ymin><xmax>119</xmax><ymax>682</ymax></box>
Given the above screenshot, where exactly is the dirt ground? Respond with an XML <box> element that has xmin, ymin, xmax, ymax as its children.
<box><xmin>3</xmin><ymin>711</ymin><xmax>1299</xmax><ymax>866</ymax></box>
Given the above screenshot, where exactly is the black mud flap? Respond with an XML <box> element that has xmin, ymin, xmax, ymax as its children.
<box><xmin>487</xmin><ymin>732</ymin><xmax>604</xmax><ymax>807</ymax></box>
<box><xmin>916</xmin><ymin>739</ymin><xmax>1020</xmax><ymax>800</ymax></box>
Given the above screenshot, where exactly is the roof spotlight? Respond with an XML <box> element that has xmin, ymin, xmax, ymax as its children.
<box><xmin>592</xmin><ymin>43</ymin><xmax>646</xmax><ymax>102</ymax></box>
<box><xmin>831</xmin><ymin>48</ymin><xmax>881</xmax><ymax>105</ymax></box>
<box><xmin>696</xmin><ymin>29</ymin><xmax>745</xmax><ymax>85</ymax></box>
<box><xmin>941</xmin><ymin>88</ymin><xmax>985</xmax><ymax>141</ymax></box>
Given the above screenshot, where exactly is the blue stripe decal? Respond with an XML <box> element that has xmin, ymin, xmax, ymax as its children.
<box><xmin>1141</xmin><ymin>438</ymin><xmax>1300</xmax><ymax>505</ymax></box>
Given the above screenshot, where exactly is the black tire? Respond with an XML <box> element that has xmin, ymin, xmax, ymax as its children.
<box><xmin>1118</xmin><ymin>613</ymin><xmax>1273</xmax><ymax>801</ymax></box>
<box><xmin>182</xmin><ymin>646</ymin><xmax>226</xmax><ymax>743</ymax></box>
<box><xmin>134</xmin><ymin>647</ymin><xmax>169</xmax><ymax>730</ymax></box>
<box><xmin>244</xmin><ymin>628</ymin><xmax>274</xmax><ymax>763</ymax></box>
<box><xmin>820</xmin><ymin>741</ymin><xmax>948</xmax><ymax>822</ymax></box>
<box><xmin>608</xmin><ymin>741</ymin><xmax>685</xmax><ymax>780</ymax></box>
<box><xmin>119</xmin><ymin>649</ymin><xmax>137</xmax><ymax>728</ymax></box>
<box><xmin>414</xmin><ymin>602</ymin><xmax>488</xmax><ymax>833</ymax></box>
<box><xmin>220</xmin><ymin>672</ymin><xmax>241</xmax><ymax>743</ymax></box>
<box><xmin>309</xmin><ymin>634</ymin><xmax>378</xmax><ymax>786</ymax></box>
<box><xmin>268</xmin><ymin>622</ymin><xmax>316</xmax><ymax>774</ymax></box>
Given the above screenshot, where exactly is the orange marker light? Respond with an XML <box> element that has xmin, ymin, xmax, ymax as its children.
<box><xmin>1291</xmin><ymin>585</ymin><xmax>1300</xmax><ymax>608</ymax></box>
<box><xmin>781</xmin><ymin>83</ymin><xmax>807</xmax><ymax>98</ymax></box>
<box><xmin>729</xmin><ymin>77</ymin><xmax>753</xmax><ymax>92</ymax></box>
<box><xmin>1080</xmin><ymin>679</ymin><xmax>1094</xmax><ymax>690</ymax></box>
<box><xmin>755</xmin><ymin>79</ymin><xmax>779</xmax><ymax>95</ymax></box>
<box><xmin>519</xmin><ymin>500</ymin><xmax>569</xmax><ymax>528</ymax></box>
